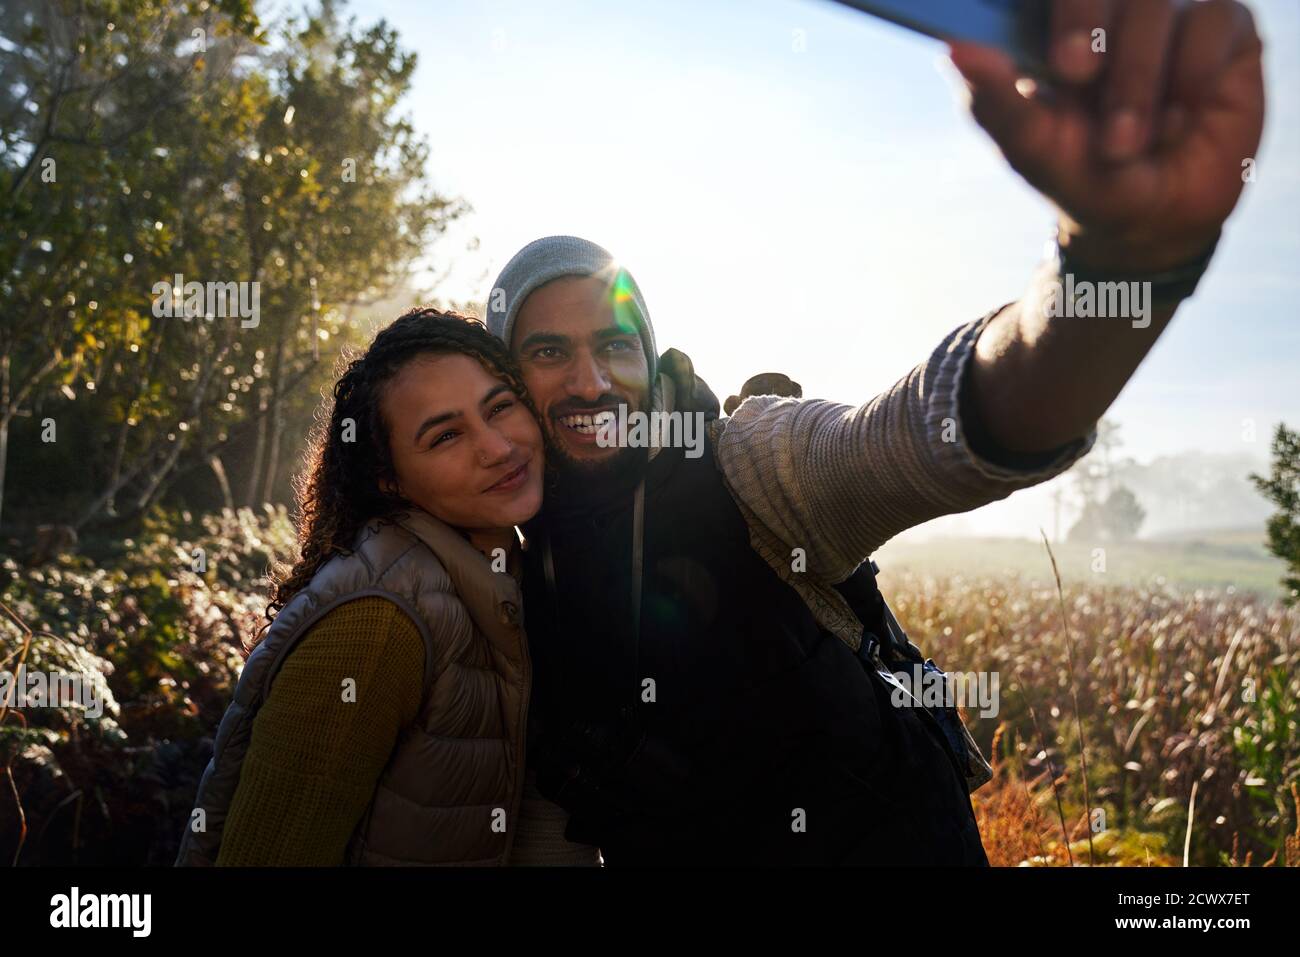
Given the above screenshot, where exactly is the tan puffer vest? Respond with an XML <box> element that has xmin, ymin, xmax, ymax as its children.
<box><xmin>175</xmin><ymin>509</ymin><xmax>530</xmax><ymax>865</ymax></box>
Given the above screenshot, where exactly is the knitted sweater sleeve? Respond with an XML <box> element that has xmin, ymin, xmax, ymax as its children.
<box><xmin>712</xmin><ymin>313</ymin><xmax>1097</xmax><ymax>584</ymax></box>
<box><xmin>216</xmin><ymin>596</ymin><xmax>426</xmax><ymax>866</ymax></box>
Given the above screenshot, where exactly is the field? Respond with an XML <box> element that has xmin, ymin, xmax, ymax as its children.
<box><xmin>876</xmin><ymin>529</ymin><xmax>1290</xmax><ymax>599</ymax></box>
<box><xmin>2</xmin><ymin>513</ymin><xmax>1298</xmax><ymax>866</ymax></box>
<box><xmin>877</xmin><ymin>532</ymin><xmax>1299</xmax><ymax>866</ymax></box>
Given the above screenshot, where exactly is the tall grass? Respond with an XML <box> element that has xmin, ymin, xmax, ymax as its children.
<box><xmin>881</xmin><ymin>566</ymin><xmax>1300</xmax><ymax>865</ymax></box>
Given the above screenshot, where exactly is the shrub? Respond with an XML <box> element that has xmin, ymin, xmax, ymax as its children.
<box><xmin>0</xmin><ymin>505</ymin><xmax>295</xmax><ymax>865</ymax></box>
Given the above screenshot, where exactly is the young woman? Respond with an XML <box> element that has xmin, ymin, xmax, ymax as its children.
<box><xmin>176</xmin><ymin>308</ymin><xmax>599</xmax><ymax>866</ymax></box>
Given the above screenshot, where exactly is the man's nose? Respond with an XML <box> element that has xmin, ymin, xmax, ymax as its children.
<box><xmin>567</xmin><ymin>350</ymin><xmax>611</xmax><ymax>402</ymax></box>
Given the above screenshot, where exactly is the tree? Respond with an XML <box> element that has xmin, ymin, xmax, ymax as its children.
<box><xmin>1250</xmin><ymin>423</ymin><xmax>1300</xmax><ymax>605</ymax></box>
<box><xmin>0</xmin><ymin>0</ymin><xmax>262</xmax><ymax>529</ymax></box>
<box><xmin>1101</xmin><ymin>485</ymin><xmax>1145</xmax><ymax>541</ymax></box>
<box><xmin>1062</xmin><ymin>417</ymin><xmax>1141</xmax><ymax>543</ymax></box>
<box><xmin>229</xmin><ymin>0</ymin><xmax>466</xmax><ymax>508</ymax></box>
<box><xmin>1068</xmin><ymin>483</ymin><xmax>1146</xmax><ymax>543</ymax></box>
<box><xmin>1</xmin><ymin>0</ymin><xmax>465</xmax><ymax>535</ymax></box>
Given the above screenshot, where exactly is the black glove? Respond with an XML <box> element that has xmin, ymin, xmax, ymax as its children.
<box><xmin>657</xmin><ymin>347</ymin><xmax>719</xmax><ymax>422</ymax></box>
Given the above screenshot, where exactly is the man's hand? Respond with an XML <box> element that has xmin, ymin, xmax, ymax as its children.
<box><xmin>951</xmin><ymin>0</ymin><xmax>1265</xmax><ymax>455</ymax></box>
<box><xmin>949</xmin><ymin>0</ymin><xmax>1265</xmax><ymax>272</ymax></box>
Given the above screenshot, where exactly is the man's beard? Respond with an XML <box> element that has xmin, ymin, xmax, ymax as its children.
<box><xmin>543</xmin><ymin>435</ymin><xmax>647</xmax><ymax>501</ymax></box>
<box><xmin>540</xmin><ymin>387</ymin><xmax>653</xmax><ymax>503</ymax></box>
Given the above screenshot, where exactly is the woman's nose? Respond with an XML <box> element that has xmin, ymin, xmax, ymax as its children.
<box><xmin>476</xmin><ymin>426</ymin><xmax>513</xmax><ymax>466</ymax></box>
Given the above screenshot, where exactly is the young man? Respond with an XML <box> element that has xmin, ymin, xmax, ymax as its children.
<box><xmin>485</xmin><ymin>0</ymin><xmax>1264</xmax><ymax>864</ymax></box>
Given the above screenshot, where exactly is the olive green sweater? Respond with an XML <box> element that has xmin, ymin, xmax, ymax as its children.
<box><xmin>217</xmin><ymin>596</ymin><xmax>597</xmax><ymax>866</ymax></box>
<box><xmin>217</xmin><ymin>597</ymin><xmax>424</xmax><ymax>865</ymax></box>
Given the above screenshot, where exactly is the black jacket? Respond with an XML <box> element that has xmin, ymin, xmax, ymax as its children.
<box><xmin>522</xmin><ymin>432</ymin><xmax>988</xmax><ymax>865</ymax></box>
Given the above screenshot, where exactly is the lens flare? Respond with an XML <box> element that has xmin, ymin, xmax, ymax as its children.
<box><xmin>611</xmin><ymin>268</ymin><xmax>640</xmax><ymax>335</ymax></box>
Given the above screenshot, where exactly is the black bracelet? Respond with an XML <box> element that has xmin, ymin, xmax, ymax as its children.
<box><xmin>1054</xmin><ymin>228</ymin><xmax>1222</xmax><ymax>306</ymax></box>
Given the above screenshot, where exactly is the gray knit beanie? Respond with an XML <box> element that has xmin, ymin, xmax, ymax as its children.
<box><xmin>484</xmin><ymin>236</ymin><xmax>658</xmax><ymax>379</ymax></box>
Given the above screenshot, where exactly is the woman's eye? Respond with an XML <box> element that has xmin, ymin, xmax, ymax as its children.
<box><xmin>489</xmin><ymin>400</ymin><xmax>514</xmax><ymax>418</ymax></box>
<box><xmin>429</xmin><ymin>430</ymin><xmax>457</xmax><ymax>448</ymax></box>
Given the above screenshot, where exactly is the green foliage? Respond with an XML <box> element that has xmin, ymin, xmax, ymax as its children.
<box><xmin>1231</xmin><ymin>665</ymin><xmax>1300</xmax><ymax>854</ymax></box>
<box><xmin>1251</xmin><ymin>423</ymin><xmax>1300</xmax><ymax>605</ymax></box>
<box><xmin>1</xmin><ymin>0</ymin><xmax>463</xmax><ymax>535</ymax></box>
<box><xmin>0</xmin><ymin>505</ymin><xmax>295</xmax><ymax>864</ymax></box>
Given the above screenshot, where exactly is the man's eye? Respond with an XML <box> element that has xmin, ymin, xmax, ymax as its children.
<box><xmin>604</xmin><ymin>339</ymin><xmax>633</xmax><ymax>353</ymax></box>
<box><xmin>429</xmin><ymin>430</ymin><xmax>457</xmax><ymax>448</ymax></box>
<box><xmin>533</xmin><ymin>347</ymin><xmax>564</xmax><ymax>360</ymax></box>
<box><xmin>488</xmin><ymin>400</ymin><xmax>514</xmax><ymax>417</ymax></box>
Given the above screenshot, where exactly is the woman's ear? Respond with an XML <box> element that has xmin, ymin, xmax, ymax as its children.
<box><xmin>379</xmin><ymin>476</ymin><xmax>400</xmax><ymax>497</ymax></box>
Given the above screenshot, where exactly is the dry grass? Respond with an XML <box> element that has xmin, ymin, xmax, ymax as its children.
<box><xmin>878</xmin><ymin>567</ymin><xmax>1300</xmax><ymax>865</ymax></box>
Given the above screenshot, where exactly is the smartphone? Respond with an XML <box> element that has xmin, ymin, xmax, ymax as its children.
<box><xmin>830</xmin><ymin>0</ymin><xmax>1050</xmax><ymax>75</ymax></box>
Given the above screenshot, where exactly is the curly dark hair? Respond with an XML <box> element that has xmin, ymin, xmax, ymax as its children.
<box><xmin>250</xmin><ymin>306</ymin><xmax>536</xmax><ymax>653</ymax></box>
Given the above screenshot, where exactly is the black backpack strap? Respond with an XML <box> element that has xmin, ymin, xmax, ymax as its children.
<box><xmin>833</xmin><ymin>558</ymin><xmax>923</xmax><ymax>668</ymax></box>
<box><xmin>835</xmin><ymin>559</ymin><xmax>980</xmax><ymax>784</ymax></box>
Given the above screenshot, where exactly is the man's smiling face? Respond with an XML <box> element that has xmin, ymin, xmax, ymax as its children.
<box><xmin>511</xmin><ymin>274</ymin><xmax>650</xmax><ymax>476</ymax></box>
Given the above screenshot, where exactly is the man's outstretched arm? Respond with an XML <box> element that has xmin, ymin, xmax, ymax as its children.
<box><xmin>712</xmin><ymin>0</ymin><xmax>1265</xmax><ymax>584</ymax></box>
<box><xmin>957</xmin><ymin>0</ymin><xmax>1264</xmax><ymax>453</ymax></box>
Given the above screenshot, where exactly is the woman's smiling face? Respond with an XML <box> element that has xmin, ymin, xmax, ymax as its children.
<box><xmin>380</xmin><ymin>352</ymin><xmax>544</xmax><ymax>535</ymax></box>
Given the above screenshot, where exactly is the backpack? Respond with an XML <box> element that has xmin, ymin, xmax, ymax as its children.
<box><xmin>834</xmin><ymin>558</ymin><xmax>995</xmax><ymax>792</ymax></box>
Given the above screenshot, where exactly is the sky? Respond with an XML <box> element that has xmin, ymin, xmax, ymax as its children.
<box><xmin>340</xmin><ymin>0</ymin><xmax>1298</xmax><ymax>536</ymax></box>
